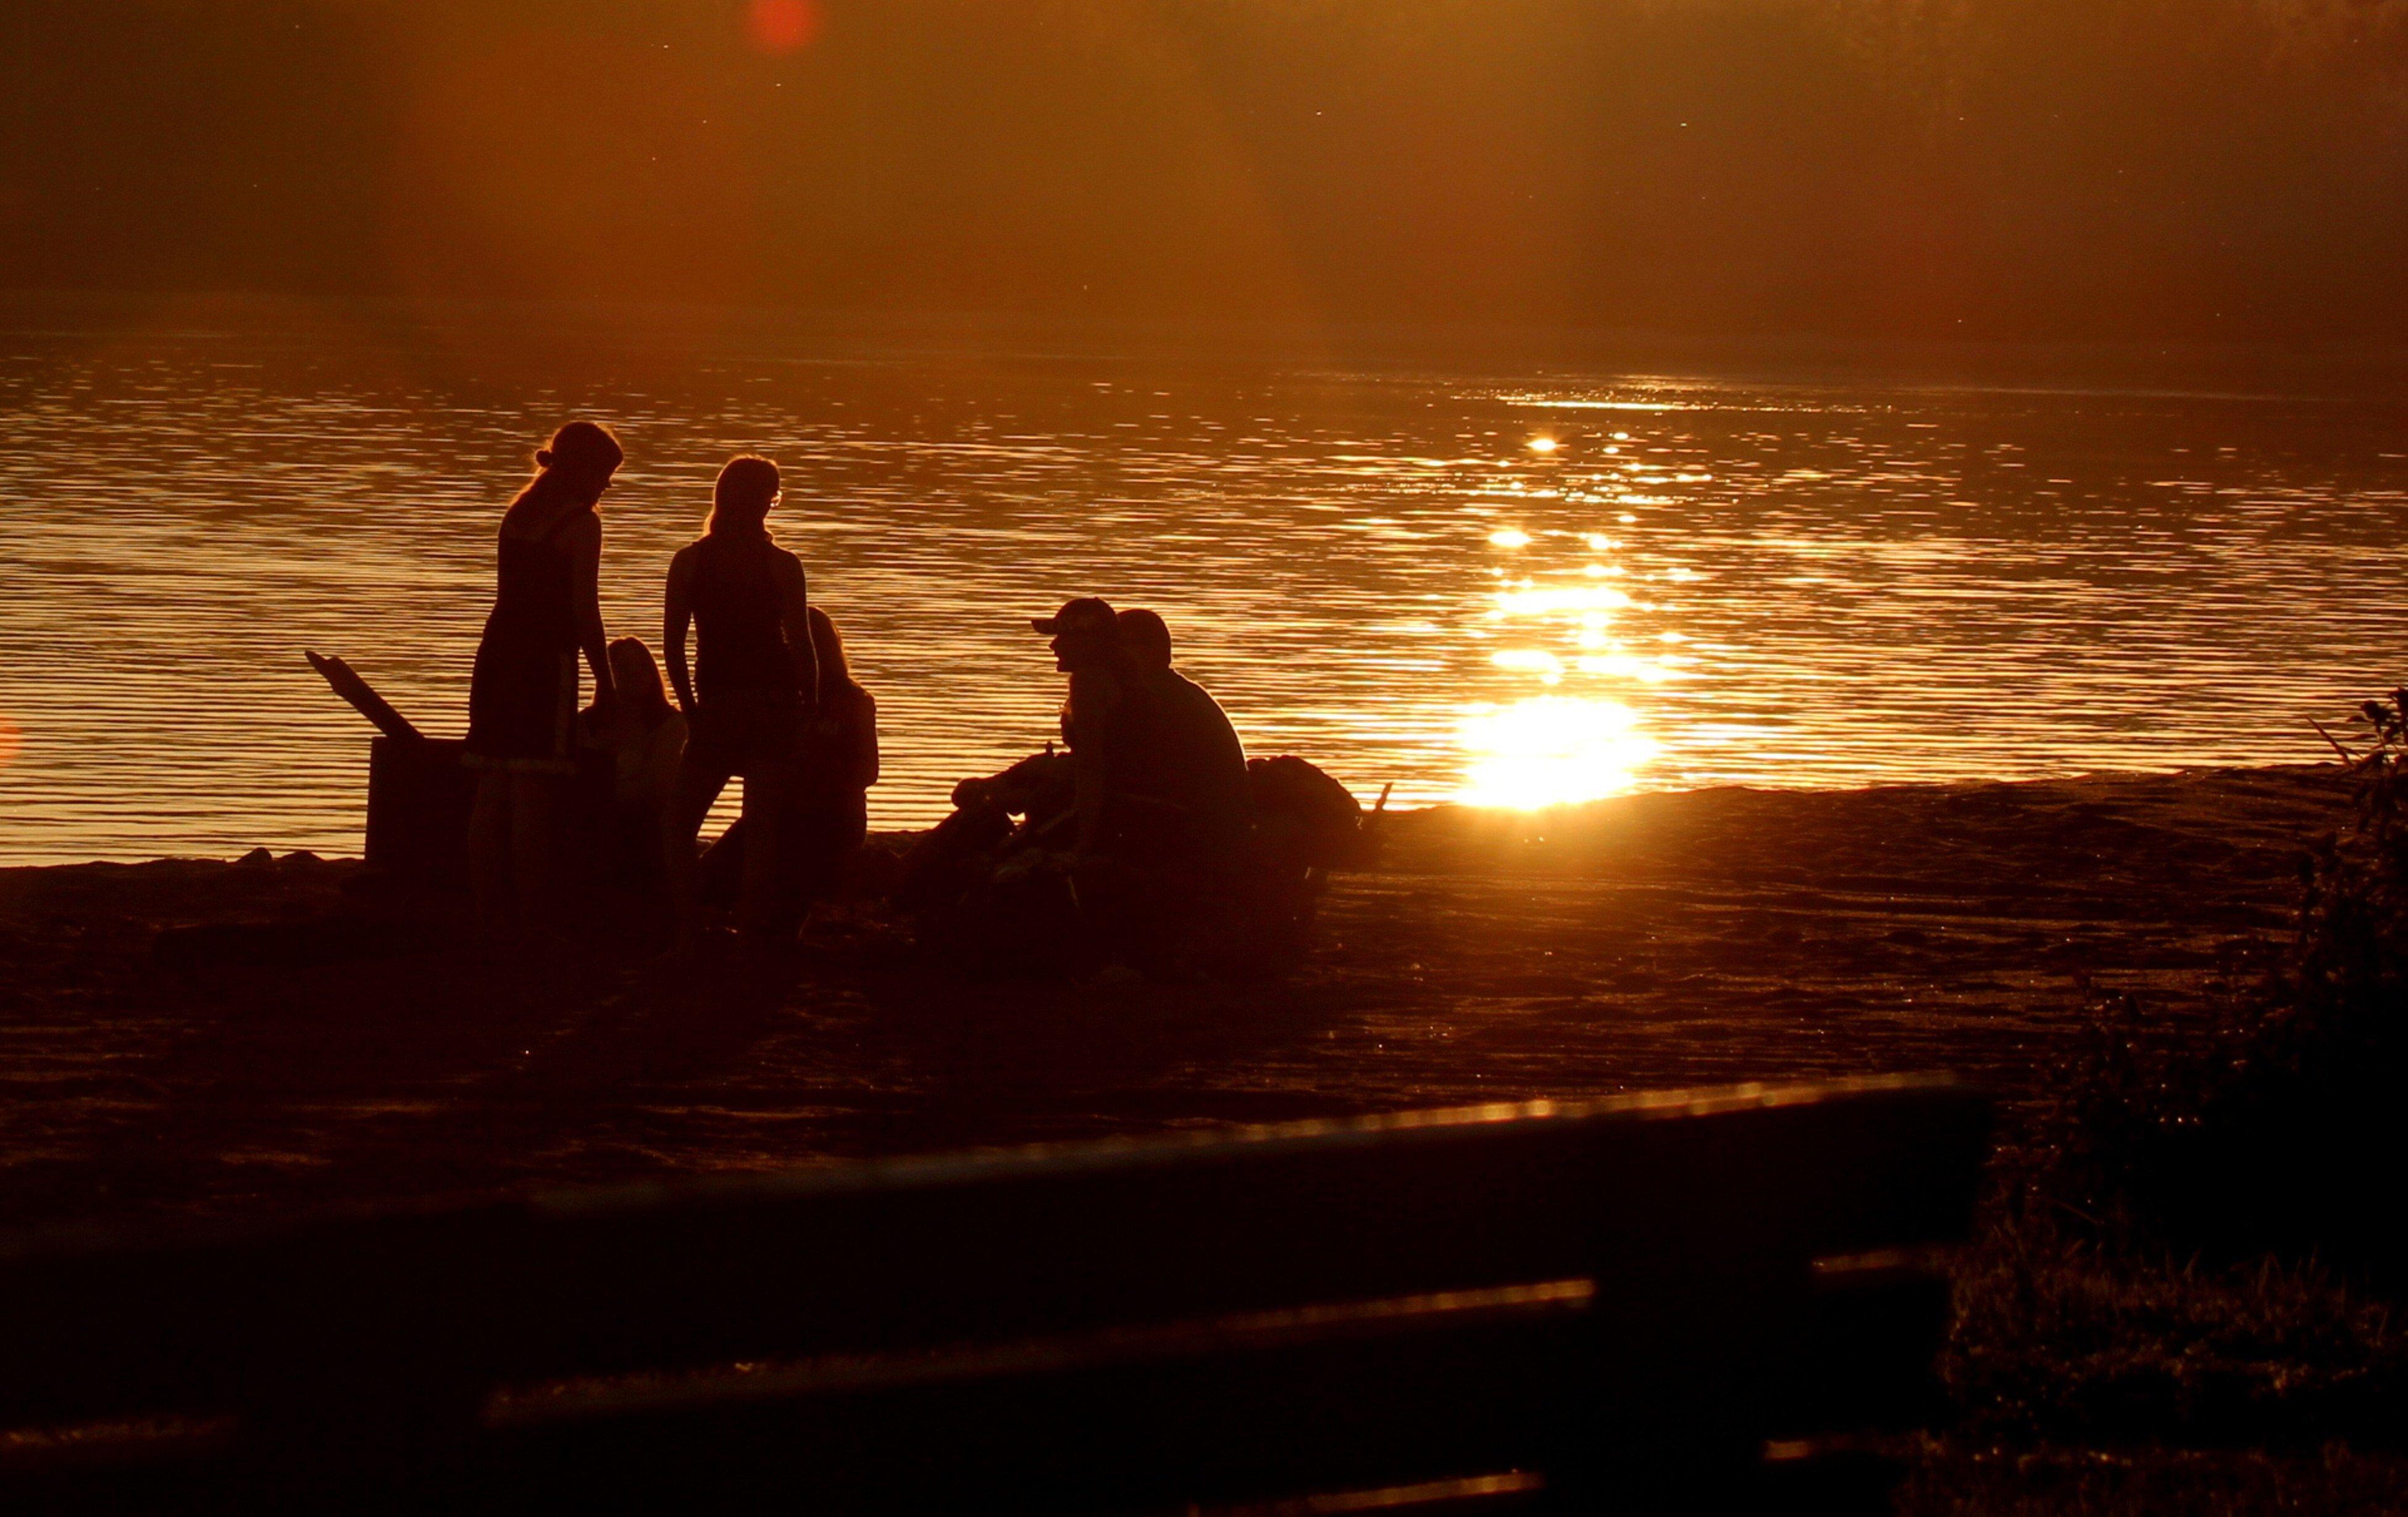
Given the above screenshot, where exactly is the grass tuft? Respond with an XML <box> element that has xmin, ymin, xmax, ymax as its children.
<box><xmin>1922</xmin><ymin>693</ymin><xmax>2408</xmax><ymax>1505</ymax></box>
<box><xmin>1946</xmin><ymin>1210</ymin><xmax>2408</xmax><ymax>1448</ymax></box>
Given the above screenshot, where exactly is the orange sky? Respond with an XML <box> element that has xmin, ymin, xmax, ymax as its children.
<box><xmin>5</xmin><ymin>0</ymin><xmax>2406</xmax><ymax>343</ymax></box>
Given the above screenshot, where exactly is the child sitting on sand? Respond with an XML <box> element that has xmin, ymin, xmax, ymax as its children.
<box><xmin>579</xmin><ymin>637</ymin><xmax>686</xmax><ymax>887</ymax></box>
<box><xmin>794</xmin><ymin>606</ymin><xmax>879</xmax><ymax>869</ymax></box>
<box><xmin>691</xmin><ymin>607</ymin><xmax>876</xmax><ymax>932</ymax></box>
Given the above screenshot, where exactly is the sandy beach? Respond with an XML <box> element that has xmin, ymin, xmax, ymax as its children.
<box><xmin>0</xmin><ymin>763</ymin><xmax>2347</xmax><ymax>1227</ymax></box>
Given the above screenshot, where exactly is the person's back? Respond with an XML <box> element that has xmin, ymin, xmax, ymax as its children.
<box><xmin>662</xmin><ymin>454</ymin><xmax>819</xmax><ymax>944</ymax></box>
<box><xmin>797</xmin><ymin>606</ymin><xmax>879</xmax><ymax>855</ymax></box>
<box><xmin>464</xmin><ymin>420</ymin><xmax>624</xmax><ymax>938</ymax></box>
<box><xmin>1114</xmin><ymin>608</ymin><xmax>1251</xmax><ymax>861</ymax></box>
<box><xmin>581</xmin><ymin>636</ymin><xmax>686</xmax><ymax>809</ymax></box>
<box><xmin>667</xmin><ymin>467</ymin><xmax>815</xmax><ymax>778</ymax></box>
<box><xmin>490</xmin><ymin>521</ymin><xmax>579</xmax><ymax>658</ymax></box>
<box><xmin>467</xmin><ymin>432</ymin><xmax>617</xmax><ymax>777</ymax></box>
<box><xmin>690</xmin><ymin>532</ymin><xmax>805</xmax><ymax>709</ymax></box>
<box><xmin>1148</xmin><ymin>664</ymin><xmax>1252</xmax><ymax>853</ymax></box>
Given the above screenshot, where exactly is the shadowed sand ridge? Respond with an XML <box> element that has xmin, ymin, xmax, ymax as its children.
<box><xmin>0</xmin><ymin>764</ymin><xmax>2346</xmax><ymax>1226</ymax></box>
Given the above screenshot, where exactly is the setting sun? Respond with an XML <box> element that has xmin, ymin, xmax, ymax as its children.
<box><xmin>1458</xmin><ymin>695</ymin><xmax>1657</xmax><ymax>809</ymax></box>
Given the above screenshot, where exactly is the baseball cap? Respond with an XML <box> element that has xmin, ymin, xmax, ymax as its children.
<box><xmin>1031</xmin><ymin>597</ymin><xmax>1118</xmax><ymax>636</ymax></box>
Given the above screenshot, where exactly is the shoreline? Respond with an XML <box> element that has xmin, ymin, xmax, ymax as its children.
<box><xmin>0</xmin><ymin>761</ymin><xmax>2351</xmax><ymax>1227</ymax></box>
<box><xmin>0</xmin><ymin>758</ymin><xmax>2351</xmax><ymax>874</ymax></box>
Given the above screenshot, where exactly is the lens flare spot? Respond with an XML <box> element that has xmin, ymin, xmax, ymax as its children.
<box><xmin>746</xmin><ymin>0</ymin><xmax>821</xmax><ymax>54</ymax></box>
<box><xmin>1487</xmin><ymin>527</ymin><xmax>1531</xmax><ymax>549</ymax></box>
<box><xmin>1459</xmin><ymin>696</ymin><xmax>1657</xmax><ymax>809</ymax></box>
<box><xmin>1527</xmin><ymin>437</ymin><xmax>1560</xmax><ymax>454</ymax></box>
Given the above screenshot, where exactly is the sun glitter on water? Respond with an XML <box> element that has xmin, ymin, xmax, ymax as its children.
<box><xmin>1458</xmin><ymin>696</ymin><xmax>1658</xmax><ymax>809</ymax></box>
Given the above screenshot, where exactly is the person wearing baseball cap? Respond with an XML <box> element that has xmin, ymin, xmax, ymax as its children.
<box><xmin>1029</xmin><ymin>597</ymin><xmax>1137</xmax><ymax>840</ymax></box>
<box><xmin>1030</xmin><ymin>595</ymin><xmax>1265</xmax><ymax>958</ymax></box>
<box><xmin>1030</xmin><ymin>596</ymin><xmax>1119</xmax><ymax>642</ymax></box>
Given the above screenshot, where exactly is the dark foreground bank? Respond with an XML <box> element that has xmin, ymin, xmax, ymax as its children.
<box><xmin>0</xmin><ymin>763</ymin><xmax>2345</xmax><ymax>1226</ymax></box>
<box><xmin>2</xmin><ymin>762</ymin><xmax>2393</xmax><ymax>1513</ymax></box>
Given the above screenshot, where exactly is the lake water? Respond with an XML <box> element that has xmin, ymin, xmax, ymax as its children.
<box><xmin>3</xmin><ymin>307</ymin><xmax>2404</xmax><ymax>866</ymax></box>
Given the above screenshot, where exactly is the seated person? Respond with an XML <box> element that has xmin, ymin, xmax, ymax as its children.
<box><xmin>699</xmin><ymin>606</ymin><xmax>879</xmax><ymax>928</ymax></box>
<box><xmin>1032</xmin><ymin>597</ymin><xmax>1157</xmax><ymax>863</ymax></box>
<box><xmin>1114</xmin><ymin>607</ymin><xmax>1253</xmax><ymax>864</ymax></box>
<box><xmin>578</xmin><ymin>636</ymin><xmax>687</xmax><ymax>885</ymax></box>
<box><xmin>899</xmin><ymin>748</ymin><xmax>1074</xmax><ymax>922</ymax></box>
<box><xmin>793</xmin><ymin>605</ymin><xmax>879</xmax><ymax>887</ymax></box>
<box><xmin>953</xmin><ymin>748</ymin><xmax>1077</xmax><ymax>836</ymax></box>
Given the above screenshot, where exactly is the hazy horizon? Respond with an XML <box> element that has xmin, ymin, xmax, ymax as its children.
<box><xmin>9</xmin><ymin>0</ymin><xmax>2408</xmax><ymax>349</ymax></box>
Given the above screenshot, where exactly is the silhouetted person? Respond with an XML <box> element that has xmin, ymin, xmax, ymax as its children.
<box><xmin>464</xmin><ymin>420</ymin><xmax>621</xmax><ymax>934</ymax></box>
<box><xmin>692</xmin><ymin>606</ymin><xmax>875</xmax><ymax>929</ymax></box>
<box><xmin>579</xmin><ymin>636</ymin><xmax>686</xmax><ymax>889</ymax></box>
<box><xmin>663</xmin><ymin>454</ymin><xmax>819</xmax><ymax>945</ymax></box>
<box><xmin>1115</xmin><ymin>607</ymin><xmax>1253</xmax><ymax>861</ymax></box>
<box><xmin>1034</xmin><ymin>597</ymin><xmax>1148</xmax><ymax>862</ymax></box>
<box><xmin>896</xmin><ymin>748</ymin><xmax>1076</xmax><ymax>939</ymax></box>
<box><xmin>792</xmin><ymin>606</ymin><xmax>879</xmax><ymax>895</ymax></box>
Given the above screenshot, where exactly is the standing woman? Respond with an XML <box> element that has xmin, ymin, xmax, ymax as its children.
<box><xmin>663</xmin><ymin>454</ymin><xmax>817</xmax><ymax>945</ymax></box>
<box><xmin>465</xmin><ymin>420</ymin><xmax>622</xmax><ymax>933</ymax></box>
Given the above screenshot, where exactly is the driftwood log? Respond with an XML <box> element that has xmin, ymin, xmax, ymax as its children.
<box><xmin>306</xmin><ymin>653</ymin><xmax>469</xmax><ymax>880</ymax></box>
<box><xmin>304</xmin><ymin>651</ymin><xmax>420</xmax><ymax>742</ymax></box>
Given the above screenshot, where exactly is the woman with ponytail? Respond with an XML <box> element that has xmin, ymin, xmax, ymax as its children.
<box><xmin>464</xmin><ymin>420</ymin><xmax>622</xmax><ymax>932</ymax></box>
<box><xmin>661</xmin><ymin>453</ymin><xmax>818</xmax><ymax>945</ymax></box>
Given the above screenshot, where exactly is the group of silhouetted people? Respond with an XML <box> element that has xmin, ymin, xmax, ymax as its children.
<box><xmin>462</xmin><ymin>422</ymin><xmax>876</xmax><ymax>948</ymax></box>
<box><xmin>459</xmin><ymin>420</ymin><xmax>1286</xmax><ymax>963</ymax></box>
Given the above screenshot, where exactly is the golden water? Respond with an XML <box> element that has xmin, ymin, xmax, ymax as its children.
<box><xmin>3</xmin><ymin>316</ymin><xmax>2402</xmax><ymax>863</ymax></box>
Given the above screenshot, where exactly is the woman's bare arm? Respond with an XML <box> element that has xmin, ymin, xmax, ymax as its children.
<box><xmin>855</xmin><ymin>694</ymin><xmax>880</xmax><ymax>788</ymax></box>
<box><xmin>776</xmin><ymin>553</ymin><xmax>820</xmax><ymax>708</ymax></box>
<box><xmin>569</xmin><ymin>513</ymin><xmax>614</xmax><ymax>704</ymax></box>
<box><xmin>663</xmin><ymin>546</ymin><xmax>699</xmax><ymax>715</ymax></box>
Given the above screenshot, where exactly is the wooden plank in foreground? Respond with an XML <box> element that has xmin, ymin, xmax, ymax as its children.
<box><xmin>0</xmin><ymin>1076</ymin><xmax>1992</xmax><ymax>1513</ymax></box>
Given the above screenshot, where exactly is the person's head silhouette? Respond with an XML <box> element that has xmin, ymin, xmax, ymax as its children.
<box><xmin>807</xmin><ymin>604</ymin><xmax>853</xmax><ymax>692</ymax></box>
<box><xmin>606</xmin><ymin>636</ymin><xmax>673</xmax><ymax>719</ymax></box>
<box><xmin>534</xmin><ymin>420</ymin><xmax>623</xmax><ymax>506</ymax></box>
<box><xmin>1031</xmin><ymin>597</ymin><xmax>1120</xmax><ymax>674</ymax></box>
<box><xmin>708</xmin><ymin>454</ymin><xmax>782</xmax><ymax>537</ymax></box>
<box><xmin>1116</xmin><ymin>608</ymin><xmax>1173</xmax><ymax>672</ymax></box>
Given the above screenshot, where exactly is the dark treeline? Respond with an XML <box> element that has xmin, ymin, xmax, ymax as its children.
<box><xmin>6</xmin><ymin>0</ymin><xmax>2407</xmax><ymax>343</ymax></box>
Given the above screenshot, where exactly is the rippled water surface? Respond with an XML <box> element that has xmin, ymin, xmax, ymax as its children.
<box><xmin>4</xmin><ymin>313</ymin><xmax>2404</xmax><ymax>864</ymax></box>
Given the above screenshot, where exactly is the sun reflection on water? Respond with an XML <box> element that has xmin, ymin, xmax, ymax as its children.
<box><xmin>1460</xmin><ymin>482</ymin><xmax>1686</xmax><ymax>808</ymax></box>
<box><xmin>1459</xmin><ymin>696</ymin><xmax>1658</xmax><ymax>809</ymax></box>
